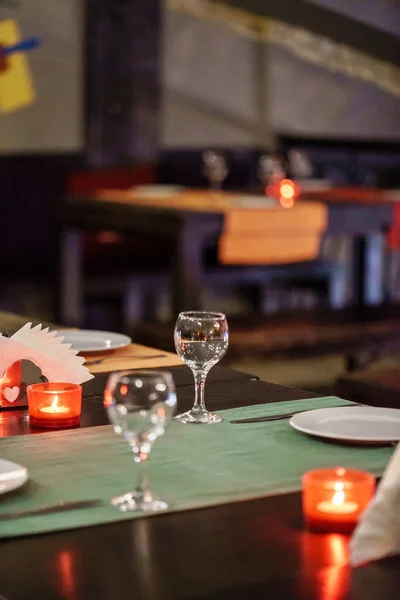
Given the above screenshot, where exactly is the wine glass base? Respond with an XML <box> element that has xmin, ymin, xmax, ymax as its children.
<box><xmin>175</xmin><ymin>409</ymin><xmax>223</xmax><ymax>424</ymax></box>
<box><xmin>111</xmin><ymin>491</ymin><xmax>168</xmax><ymax>513</ymax></box>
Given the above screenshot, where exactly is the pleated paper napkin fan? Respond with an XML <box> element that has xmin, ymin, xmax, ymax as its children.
<box><xmin>350</xmin><ymin>442</ymin><xmax>400</xmax><ymax>566</ymax></box>
<box><xmin>0</xmin><ymin>323</ymin><xmax>93</xmax><ymax>386</ymax></box>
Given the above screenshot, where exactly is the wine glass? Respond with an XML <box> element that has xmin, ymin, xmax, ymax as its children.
<box><xmin>174</xmin><ymin>311</ymin><xmax>229</xmax><ymax>424</ymax></box>
<box><xmin>259</xmin><ymin>154</ymin><xmax>285</xmax><ymax>187</ymax></box>
<box><xmin>202</xmin><ymin>151</ymin><xmax>228</xmax><ymax>192</ymax></box>
<box><xmin>287</xmin><ymin>149</ymin><xmax>313</xmax><ymax>179</ymax></box>
<box><xmin>104</xmin><ymin>370</ymin><xmax>177</xmax><ymax>512</ymax></box>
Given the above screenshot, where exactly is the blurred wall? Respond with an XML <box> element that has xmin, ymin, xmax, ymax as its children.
<box><xmin>161</xmin><ymin>9</ymin><xmax>271</xmax><ymax>148</ymax></box>
<box><xmin>268</xmin><ymin>45</ymin><xmax>400</xmax><ymax>140</ymax></box>
<box><xmin>161</xmin><ymin>2</ymin><xmax>400</xmax><ymax>147</ymax></box>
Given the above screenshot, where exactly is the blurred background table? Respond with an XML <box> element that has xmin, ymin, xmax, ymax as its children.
<box><xmin>58</xmin><ymin>188</ymin><xmax>392</xmax><ymax>330</ymax></box>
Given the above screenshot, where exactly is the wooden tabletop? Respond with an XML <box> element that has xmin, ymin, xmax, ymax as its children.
<box><xmin>64</xmin><ymin>191</ymin><xmax>393</xmax><ymax>237</ymax></box>
<box><xmin>94</xmin><ymin>187</ymin><xmax>325</xmax><ymax>216</ymax></box>
<box><xmin>1</xmin><ymin>366</ymin><xmax>399</xmax><ymax>599</ymax></box>
<box><xmin>93</xmin><ymin>188</ymin><xmax>327</xmax><ymax>266</ymax></box>
<box><xmin>84</xmin><ymin>343</ymin><xmax>182</xmax><ymax>374</ymax></box>
<box><xmin>303</xmin><ymin>187</ymin><xmax>399</xmax><ymax>205</ymax></box>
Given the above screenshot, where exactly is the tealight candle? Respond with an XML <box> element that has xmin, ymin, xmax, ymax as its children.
<box><xmin>302</xmin><ymin>467</ymin><xmax>375</xmax><ymax>533</ymax></box>
<box><xmin>27</xmin><ymin>382</ymin><xmax>82</xmax><ymax>428</ymax></box>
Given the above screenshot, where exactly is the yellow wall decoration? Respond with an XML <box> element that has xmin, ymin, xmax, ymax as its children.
<box><xmin>0</xmin><ymin>19</ymin><xmax>35</xmax><ymax>114</ymax></box>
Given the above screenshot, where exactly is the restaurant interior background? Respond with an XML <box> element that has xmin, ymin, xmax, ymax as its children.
<box><xmin>1</xmin><ymin>0</ymin><xmax>400</xmax><ymax>392</ymax></box>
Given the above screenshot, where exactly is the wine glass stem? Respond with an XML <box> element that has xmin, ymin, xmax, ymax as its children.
<box><xmin>192</xmin><ymin>370</ymin><xmax>207</xmax><ymax>412</ymax></box>
<box><xmin>134</xmin><ymin>453</ymin><xmax>149</xmax><ymax>499</ymax></box>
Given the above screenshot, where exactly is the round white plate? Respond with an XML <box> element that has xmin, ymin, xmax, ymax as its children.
<box><xmin>290</xmin><ymin>406</ymin><xmax>400</xmax><ymax>444</ymax></box>
<box><xmin>0</xmin><ymin>459</ymin><xmax>28</xmax><ymax>495</ymax></box>
<box><xmin>56</xmin><ymin>330</ymin><xmax>132</xmax><ymax>353</ymax></box>
<box><xmin>130</xmin><ymin>185</ymin><xmax>185</xmax><ymax>198</ymax></box>
<box><xmin>386</xmin><ymin>190</ymin><xmax>400</xmax><ymax>202</ymax></box>
<box><xmin>231</xmin><ymin>196</ymin><xmax>278</xmax><ymax>208</ymax></box>
<box><xmin>296</xmin><ymin>179</ymin><xmax>332</xmax><ymax>191</ymax></box>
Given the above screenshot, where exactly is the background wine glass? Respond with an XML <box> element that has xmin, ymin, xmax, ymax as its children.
<box><xmin>259</xmin><ymin>154</ymin><xmax>286</xmax><ymax>188</ymax></box>
<box><xmin>287</xmin><ymin>149</ymin><xmax>313</xmax><ymax>179</ymax></box>
<box><xmin>202</xmin><ymin>151</ymin><xmax>228</xmax><ymax>192</ymax></box>
<box><xmin>104</xmin><ymin>370</ymin><xmax>177</xmax><ymax>512</ymax></box>
<box><xmin>174</xmin><ymin>311</ymin><xmax>229</xmax><ymax>424</ymax></box>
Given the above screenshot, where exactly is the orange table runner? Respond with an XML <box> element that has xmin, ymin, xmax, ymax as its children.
<box><xmin>84</xmin><ymin>343</ymin><xmax>181</xmax><ymax>375</ymax></box>
<box><xmin>94</xmin><ymin>189</ymin><xmax>327</xmax><ymax>265</ymax></box>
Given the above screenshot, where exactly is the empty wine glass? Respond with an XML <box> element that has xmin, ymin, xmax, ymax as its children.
<box><xmin>202</xmin><ymin>151</ymin><xmax>228</xmax><ymax>191</ymax></box>
<box><xmin>287</xmin><ymin>149</ymin><xmax>313</xmax><ymax>179</ymax></box>
<box><xmin>174</xmin><ymin>311</ymin><xmax>229</xmax><ymax>424</ymax></box>
<box><xmin>104</xmin><ymin>370</ymin><xmax>177</xmax><ymax>512</ymax></box>
<box><xmin>259</xmin><ymin>154</ymin><xmax>285</xmax><ymax>187</ymax></box>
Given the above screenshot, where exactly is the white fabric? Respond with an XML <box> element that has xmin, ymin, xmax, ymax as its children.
<box><xmin>350</xmin><ymin>443</ymin><xmax>400</xmax><ymax>566</ymax></box>
<box><xmin>0</xmin><ymin>323</ymin><xmax>93</xmax><ymax>386</ymax></box>
<box><xmin>162</xmin><ymin>8</ymin><xmax>400</xmax><ymax>146</ymax></box>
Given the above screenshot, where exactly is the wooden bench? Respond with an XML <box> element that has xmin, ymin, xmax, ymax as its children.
<box><xmin>133</xmin><ymin>305</ymin><xmax>400</xmax><ymax>372</ymax></box>
<box><xmin>79</xmin><ymin>259</ymin><xmax>346</xmax><ymax>332</ymax></box>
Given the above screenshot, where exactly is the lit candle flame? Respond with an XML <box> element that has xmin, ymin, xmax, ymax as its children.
<box><xmin>279</xmin><ymin>179</ymin><xmax>297</xmax><ymax>208</ymax></box>
<box><xmin>332</xmin><ymin>491</ymin><xmax>345</xmax><ymax>506</ymax></box>
<box><xmin>332</xmin><ymin>481</ymin><xmax>345</xmax><ymax>506</ymax></box>
<box><xmin>280</xmin><ymin>180</ymin><xmax>296</xmax><ymax>199</ymax></box>
<box><xmin>51</xmin><ymin>395</ymin><xmax>59</xmax><ymax>412</ymax></box>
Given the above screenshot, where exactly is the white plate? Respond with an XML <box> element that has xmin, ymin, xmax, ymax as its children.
<box><xmin>296</xmin><ymin>179</ymin><xmax>332</xmax><ymax>191</ymax></box>
<box><xmin>130</xmin><ymin>185</ymin><xmax>185</xmax><ymax>198</ymax></box>
<box><xmin>0</xmin><ymin>459</ymin><xmax>28</xmax><ymax>495</ymax></box>
<box><xmin>231</xmin><ymin>196</ymin><xmax>278</xmax><ymax>208</ymax></box>
<box><xmin>290</xmin><ymin>406</ymin><xmax>400</xmax><ymax>444</ymax></box>
<box><xmin>385</xmin><ymin>190</ymin><xmax>400</xmax><ymax>202</ymax></box>
<box><xmin>56</xmin><ymin>330</ymin><xmax>132</xmax><ymax>353</ymax></box>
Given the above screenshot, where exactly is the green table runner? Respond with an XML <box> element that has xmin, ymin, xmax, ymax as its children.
<box><xmin>0</xmin><ymin>397</ymin><xmax>393</xmax><ymax>539</ymax></box>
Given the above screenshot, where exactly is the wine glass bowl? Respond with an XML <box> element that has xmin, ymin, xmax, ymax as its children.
<box><xmin>104</xmin><ymin>370</ymin><xmax>176</xmax><ymax>512</ymax></box>
<box><xmin>202</xmin><ymin>151</ymin><xmax>228</xmax><ymax>192</ymax></box>
<box><xmin>174</xmin><ymin>311</ymin><xmax>229</xmax><ymax>424</ymax></box>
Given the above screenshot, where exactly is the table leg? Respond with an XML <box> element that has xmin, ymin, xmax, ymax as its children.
<box><xmin>57</xmin><ymin>229</ymin><xmax>84</xmax><ymax>326</ymax></box>
<box><xmin>327</xmin><ymin>264</ymin><xmax>347</xmax><ymax>309</ymax></box>
<box><xmin>355</xmin><ymin>233</ymin><xmax>385</xmax><ymax>307</ymax></box>
<box><xmin>386</xmin><ymin>249</ymin><xmax>400</xmax><ymax>301</ymax></box>
<box><xmin>172</xmin><ymin>219</ymin><xmax>206</xmax><ymax>315</ymax></box>
<box><xmin>321</xmin><ymin>235</ymin><xmax>350</xmax><ymax>309</ymax></box>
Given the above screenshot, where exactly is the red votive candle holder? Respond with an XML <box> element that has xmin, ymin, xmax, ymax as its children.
<box><xmin>27</xmin><ymin>382</ymin><xmax>82</xmax><ymax>429</ymax></box>
<box><xmin>302</xmin><ymin>467</ymin><xmax>375</xmax><ymax>534</ymax></box>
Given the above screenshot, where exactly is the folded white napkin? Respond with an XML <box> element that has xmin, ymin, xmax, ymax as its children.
<box><xmin>350</xmin><ymin>443</ymin><xmax>400</xmax><ymax>566</ymax></box>
<box><xmin>0</xmin><ymin>323</ymin><xmax>93</xmax><ymax>386</ymax></box>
